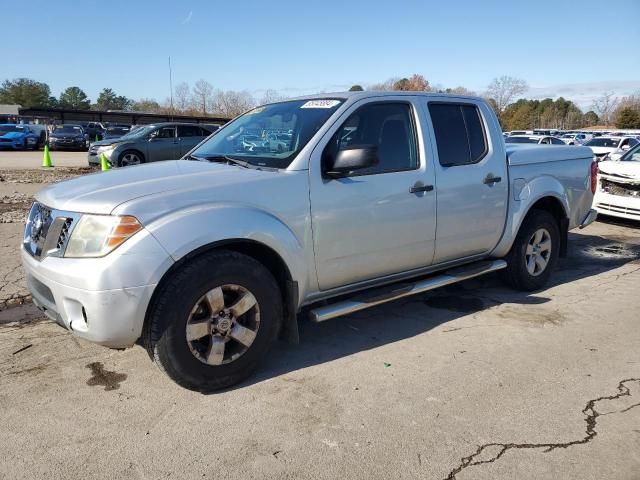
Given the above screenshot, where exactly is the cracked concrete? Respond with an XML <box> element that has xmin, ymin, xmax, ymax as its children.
<box><xmin>443</xmin><ymin>378</ymin><xmax>640</xmax><ymax>479</ymax></box>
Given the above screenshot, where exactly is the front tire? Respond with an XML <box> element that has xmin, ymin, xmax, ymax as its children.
<box><xmin>143</xmin><ymin>250</ymin><xmax>283</xmax><ymax>392</ymax></box>
<box><xmin>118</xmin><ymin>150</ymin><xmax>145</xmax><ymax>167</ymax></box>
<box><xmin>502</xmin><ymin>209</ymin><xmax>560</xmax><ymax>291</ymax></box>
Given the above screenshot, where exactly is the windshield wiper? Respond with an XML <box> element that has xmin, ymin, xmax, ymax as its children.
<box><xmin>202</xmin><ymin>155</ymin><xmax>253</xmax><ymax>169</ymax></box>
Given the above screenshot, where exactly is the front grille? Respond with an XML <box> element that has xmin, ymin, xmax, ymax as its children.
<box><xmin>601</xmin><ymin>179</ymin><xmax>640</xmax><ymax>198</ymax></box>
<box><xmin>0</xmin><ymin>138</ymin><xmax>12</xmax><ymax>142</ymax></box>
<box><xmin>56</xmin><ymin>218</ymin><xmax>73</xmax><ymax>249</ymax></box>
<box><xmin>597</xmin><ymin>202</ymin><xmax>640</xmax><ymax>218</ymax></box>
<box><xmin>24</xmin><ymin>202</ymin><xmax>79</xmax><ymax>260</ymax></box>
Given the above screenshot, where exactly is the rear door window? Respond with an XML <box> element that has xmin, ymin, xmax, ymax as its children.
<box><xmin>428</xmin><ymin>103</ymin><xmax>487</xmax><ymax>166</ymax></box>
<box><xmin>178</xmin><ymin>125</ymin><xmax>203</xmax><ymax>137</ymax></box>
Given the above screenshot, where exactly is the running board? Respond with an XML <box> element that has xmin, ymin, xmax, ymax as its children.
<box><xmin>309</xmin><ymin>259</ymin><xmax>507</xmax><ymax>323</ymax></box>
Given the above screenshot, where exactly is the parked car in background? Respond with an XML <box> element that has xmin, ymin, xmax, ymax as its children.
<box><xmin>25</xmin><ymin>92</ymin><xmax>597</xmax><ymax>391</ymax></box>
<box><xmin>102</xmin><ymin>126</ymin><xmax>130</xmax><ymax>140</ymax></box>
<box><xmin>560</xmin><ymin>133</ymin><xmax>590</xmax><ymax>145</ymax></box>
<box><xmin>267</xmin><ymin>133</ymin><xmax>292</xmax><ymax>153</ymax></box>
<box><xmin>240</xmin><ymin>135</ymin><xmax>269</xmax><ymax>152</ymax></box>
<box><xmin>505</xmin><ymin>135</ymin><xmax>566</xmax><ymax>145</ymax></box>
<box><xmin>0</xmin><ymin>124</ymin><xmax>40</xmax><ymax>150</ymax></box>
<box><xmin>48</xmin><ymin>125</ymin><xmax>90</xmax><ymax>151</ymax></box>
<box><xmin>88</xmin><ymin>122</ymin><xmax>215</xmax><ymax>167</ymax></box>
<box><xmin>594</xmin><ymin>143</ymin><xmax>640</xmax><ymax>221</ymax></box>
<box><xmin>585</xmin><ymin>136</ymin><xmax>639</xmax><ymax>161</ymax></box>
<box><xmin>76</xmin><ymin>122</ymin><xmax>106</xmax><ymax>141</ymax></box>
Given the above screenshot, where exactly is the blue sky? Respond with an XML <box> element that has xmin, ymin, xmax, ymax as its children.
<box><xmin>4</xmin><ymin>0</ymin><xmax>640</xmax><ymax>109</ymax></box>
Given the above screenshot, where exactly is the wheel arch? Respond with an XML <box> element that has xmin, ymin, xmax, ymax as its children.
<box><xmin>144</xmin><ymin>238</ymin><xmax>300</xmax><ymax>345</ymax></box>
<box><xmin>492</xmin><ymin>189</ymin><xmax>570</xmax><ymax>258</ymax></box>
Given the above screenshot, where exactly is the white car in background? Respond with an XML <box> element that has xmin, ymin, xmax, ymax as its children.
<box><xmin>560</xmin><ymin>133</ymin><xmax>590</xmax><ymax>145</ymax></box>
<box><xmin>594</xmin><ymin>143</ymin><xmax>640</xmax><ymax>221</ymax></box>
<box><xmin>505</xmin><ymin>135</ymin><xmax>566</xmax><ymax>145</ymax></box>
<box><xmin>585</xmin><ymin>136</ymin><xmax>640</xmax><ymax>162</ymax></box>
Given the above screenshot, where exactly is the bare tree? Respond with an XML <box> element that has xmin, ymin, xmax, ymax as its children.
<box><xmin>192</xmin><ymin>79</ymin><xmax>214</xmax><ymax>115</ymax></box>
<box><xmin>591</xmin><ymin>92</ymin><xmax>619</xmax><ymax>126</ymax></box>
<box><xmin>485</xmin><ymin>76</ymin><xmax>528</xmax><ymax>117</ymax></box>
<box><xmin>213</xmin><ymin>90</ymin><xmax>256</xmax><ymax>118</ymax></box>
<box><xmin>259</xmin><ymin>89</ymin><xmax>287</xmax><ymax>105</ymax></box>
<box><xmin>174</xmin><ymin>82</ymin><xmax>191</xmax><ymax>112</ymax></box>
<box><xmin>368</xmin><ymin>78</ymin><xmax>400</xmax><ymax>91</ymax></box>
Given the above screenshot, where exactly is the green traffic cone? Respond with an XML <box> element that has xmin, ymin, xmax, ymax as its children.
<box><xmin>42</xmin><ymin>145</ymin><xmax>53</xmax><ymax>168</ymax></box>
<box><xmin>95</xmin><ymin>134</ymin><xmax>99</xmax><ymax>142</ymax></box>
<box><xmin>100</xmin><ymin>153</ymin><xmax>111</xmax><ymax>171</ymax></box>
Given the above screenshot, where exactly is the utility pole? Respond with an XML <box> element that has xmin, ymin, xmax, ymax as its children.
<box><xmin>168</xmin><ymin>56</ymin><xmax>174</xmax><ymax>117</ymax></box>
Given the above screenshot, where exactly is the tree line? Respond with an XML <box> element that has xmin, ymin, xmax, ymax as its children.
<box><xmin>2</xmin><ymin>75</ymin><xmax>639</xmax><ymax>129</ymax></box>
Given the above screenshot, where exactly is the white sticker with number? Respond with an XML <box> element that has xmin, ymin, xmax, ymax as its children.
<box><xmin>300</xmin><ymin>100</ymin><xmax>341</xmax><ymax>109</ymax></box>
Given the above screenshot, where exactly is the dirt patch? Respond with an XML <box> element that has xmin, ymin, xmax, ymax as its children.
<box><xmin>0</xmin><ymin>167</ymin><xmax>95</xmax><ymax>184</ymax></box>
<box><xmin>495</xmin><ymin>305</ymin><xmax>565</xmax><ymax>326</ymax></box>
<box><xmin>86</xmin><ymin>362</ymin><xmax>127</xmax><ymax>391</ymax></box>
<box><xmin>586</xmin><ymin>243</ymin><xmax>640</xmax><ymax>260</ymax></box>
<box><xmin>0</xmin><ymin>192</ymin><xmax>32</xmax><ymax>223</ymax></box>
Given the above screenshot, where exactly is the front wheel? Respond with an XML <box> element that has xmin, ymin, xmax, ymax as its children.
<box><xmin>118</xmin><ymin>150</ymin><xmax>144</xmax><ymax>167</ymax></box>
<box><xmin>502</xmin><ymin>209</ymin><xmax>560</xmax><ymax>291</ymax></box>
<box><xmin>143</xmin><ymin>250</ymin><xmax>283</xmax><ymax>392</ymax></box>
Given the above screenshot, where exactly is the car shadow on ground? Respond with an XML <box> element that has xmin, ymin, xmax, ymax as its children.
<box><xmin>218</xmin><ymin>230</ymin><xmax>640</xmax><ymax>392</ymax></box>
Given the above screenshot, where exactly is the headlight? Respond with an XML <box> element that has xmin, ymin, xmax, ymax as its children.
<box><xmin>65</xmin><ymin>215</ymin><xmax>142</xmax><ymax>258</ymax></box>
<box><xmin>96</xmin><ymin>144</ymin><xmax>115</xmax><ymax>152</ymax></box>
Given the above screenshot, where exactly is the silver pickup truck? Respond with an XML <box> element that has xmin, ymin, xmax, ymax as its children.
<box><xmin>22</xmin><ymin>92</ymin><xmax>597</xmax><ymax>391</ymax></box>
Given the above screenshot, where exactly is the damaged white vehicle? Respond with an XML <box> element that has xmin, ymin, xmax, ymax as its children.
<box><xmin>594</xmin><ymin>143</ymin><xmax>640</xmax><ymax>221</ymax></box>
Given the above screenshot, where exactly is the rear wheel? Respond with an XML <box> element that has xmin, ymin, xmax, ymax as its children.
<box><xmin>143</xmin><ymin>250</ymin><xmax>282</xmax><ymax>392</ymax></box>
<box><xmin>502</xmin><ymin>209</ymin><xmax>560</xmax><ymax>291</ymax></box>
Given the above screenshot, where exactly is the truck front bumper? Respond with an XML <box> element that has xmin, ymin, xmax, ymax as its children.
<box><xmin>21</xmin><ymin>230</ymin><xmax>173</xmax><ymax>348</ymax></box>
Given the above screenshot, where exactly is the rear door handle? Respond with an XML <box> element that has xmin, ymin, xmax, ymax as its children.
<box><xmin>483</xmin><ymin>174</ymin><xmax>502</xmax><ymax>185</ymax></box>
<box><xmin>409</xmin><ymin>183</ymin><xmax>434</xmax><ymax>194</ymax></box>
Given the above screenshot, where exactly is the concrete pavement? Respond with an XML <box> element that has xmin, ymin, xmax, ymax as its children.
<box><xmin>1</xmin><ymin>219</ymin><xmax>639</xmax><ymax>479</ymax></box>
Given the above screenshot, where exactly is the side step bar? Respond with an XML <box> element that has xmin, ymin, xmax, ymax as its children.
<box><xmin>309</xmin><ymin>259</ymin><xmax>507</xmax><ymax>323</ymax></box>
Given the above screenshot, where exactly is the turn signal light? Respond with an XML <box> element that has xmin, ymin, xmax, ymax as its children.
<box><xmin>106</xmin><ymin>216</ymin><xmax>142</xmax><ymax>248</ymax></box>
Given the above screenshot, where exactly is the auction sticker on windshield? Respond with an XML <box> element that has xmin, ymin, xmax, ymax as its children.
<box><xmin>300</xmin><ymin>100</ymin><xmax>341</xmax><ymax>109</ymax></box>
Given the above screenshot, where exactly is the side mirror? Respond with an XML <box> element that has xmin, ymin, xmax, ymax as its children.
<box><xmin>621</xmin><ymin>144</ymin><xmax>630</xmax><ymax>151</ymax></box>
<box><xmin>324</xmin><ymin>145</ymin><xmax>378</xmax><ymax>177</ymax></box>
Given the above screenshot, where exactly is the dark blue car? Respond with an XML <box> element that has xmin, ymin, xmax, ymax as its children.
<box><xmin>0</xmin><ymin>124</ymin><xmax>40</xmax><ymax>150</ymax></box>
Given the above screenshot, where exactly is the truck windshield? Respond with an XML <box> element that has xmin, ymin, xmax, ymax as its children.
<box><xmin>189</xmin><ymin>99</ymin><xmax>344</xmax><ymax>169</ymax></box>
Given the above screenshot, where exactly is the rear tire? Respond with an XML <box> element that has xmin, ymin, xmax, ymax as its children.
<box><xmin>143</xmin><ymin>250</ymin><xmax>283</xmax><ymax>392</ymax></box>
<box><xmin>502</xmin><ymin>209</ymin><xmax>560</xmax><ymax>291</ymax></box>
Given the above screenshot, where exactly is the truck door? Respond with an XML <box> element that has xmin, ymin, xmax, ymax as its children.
<box><xmin>309</xmin><ymin>99</ymin><xmax>437</xmax><ymax>291</ymax></box>
<box><xmin>425</xmin><ymin>101</ymin><xmax>508</xmax><ymax>263</ymax></box>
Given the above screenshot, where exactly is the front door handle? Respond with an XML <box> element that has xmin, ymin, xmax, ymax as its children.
<box><xmin>483</xmin><ymin>174</ymin><xmax>502</xmax><ymax>185</ymax></box>
<box><xmin>409</xmin><ymin>183</ymin><xmax>434</xmax><ymax>194</ymax></box>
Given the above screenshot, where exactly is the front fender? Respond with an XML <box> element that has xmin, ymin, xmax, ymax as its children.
<box><xmin>144</xmin><ymin>204</ymin><xmax>307</xmax><ymax>295</ymax></box>
<box><xmin>491</xmin><ymin>174</ymin><xmax>570</xmax><ymax>258</ymax></box>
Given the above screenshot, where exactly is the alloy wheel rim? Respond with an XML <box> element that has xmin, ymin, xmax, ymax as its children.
<box><xmin>122</xmin><ymin>153</ymin><xmax>141</xmax><ymax>166</ymax></box>
<box><xmin>525</xmin><ymin>228</ymin><xmax>552</xmax><ymax>277</ymax></box>
<box><xmin>185</xmin><ymin>284</ymin><xmax>260</xmax><ymax>366</ymax></box>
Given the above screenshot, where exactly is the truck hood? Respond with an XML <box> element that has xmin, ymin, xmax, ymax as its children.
<box><xmin>598</xmin><ymin>160</ymin><xmax>640</xmax><ymax>182</ymax></box>
<box><xmin>35</xmin><ymin>160</ymin><xmax>274</xmax><ymax>214</ymax></box>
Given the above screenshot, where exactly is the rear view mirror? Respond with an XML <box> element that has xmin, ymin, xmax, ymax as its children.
<box><xmin>324</xmin><ymin>145</ymin><xmax>378</xmax><ymax>177</ymax></box>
